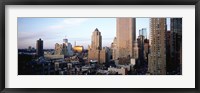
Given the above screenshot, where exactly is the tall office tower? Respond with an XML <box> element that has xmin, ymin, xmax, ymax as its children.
<box><xmin>111</xmin><ymin>37</ymin><xmax>117</xmax><ymax>60</ymax></box>
<box><xmin>148</xmin><ymin>18</ymin><xmax>167</xmax><ymax>75</ymax></box>
<box><xmin>138</xmin><ymin>28</ymin><xmax>147</xmax><ymax>65</ymax></box>
<box><xmin>116</xmin><ymin>18</ymin><xmax>136</xmax><ymax>62</ymax></box>
<box><xmin>88</xmin><ymin>28</ymin><xmax>102</xmax><ymax>63</ymax></box>
<box><xmin>91</xmin><ymin>28</ymin><xmax>102</xmax><ymax>50</ymax></box>
<box><xmin>63</xmin><ymin>37</ymin><xmax>74</xmax><ymax>56</ymax></box>
<box><xmin>63</xmin><ymin>37</ymin><xmax>69</xmax><ymax>56</ymax></box>
<box><xmin>66</xmin><ymin>43</ymin><xmax>74</xmax><ymax>56</ymax></box>
<box><xmin>36</xmin><ymin>38</ymin><xmax>44</xmax><ymax>57</ymax></box>
<box><xmin>170</xmin><ymin>18</ymin><xmax>182</xmax><ymax>74</ymax></box>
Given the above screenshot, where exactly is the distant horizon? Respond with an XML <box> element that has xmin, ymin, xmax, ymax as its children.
<box><xmin>18</xmin><ymin>18</ymin><xmax>170</xmax><ymax>49</ymax></box>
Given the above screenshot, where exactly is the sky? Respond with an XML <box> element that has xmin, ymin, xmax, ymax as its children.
<box><xmin>18</xmin><ymin>18</ymin><xmax>170</xmax><ymax>49</ymax></box>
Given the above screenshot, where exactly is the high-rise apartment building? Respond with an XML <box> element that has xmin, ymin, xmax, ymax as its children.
<box><xmin>36</xmin><ymin>38</ymin><xmax>44</xmax><ymax>57</ymax></box>
<box><xmin>148</xmin><ymin>18</ymin><xmax>167</xmax><ymax>75</ymax></box>
<box><xmin>116</xmin><ymin>18</ymin><xmax>136</xmax><ymax>63</ymax></box>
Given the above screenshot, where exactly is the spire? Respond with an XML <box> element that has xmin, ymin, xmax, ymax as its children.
<box><xmin>94</xmin><ymin>28</ymin><xmax>99</xmax><ymax>32</ymax></box>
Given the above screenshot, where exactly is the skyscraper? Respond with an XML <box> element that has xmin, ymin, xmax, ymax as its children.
<box><xmin>116</xmin><ymin>18</ymin><xmax>136</xmax><ymax>63</ymax></box>
<box><xmin>170</xmin><ymin>18</ymin><xmax>182</xmax><ymax>74</ymax></box>
<box><xmin>91</xmin><ymin>28</ymin><xmax>102</xmax><ymax>50</ymax></box>
<box><xmin>55</xmin><ymin>43</ymin><xmax>64</xmax><ymax>55</ymax></box>
<box><xmin>111</xmin><ymin>37</ymin><xmax>117</xmax><ymax>60</ymax></box>
<box><xmin>138</xmin><ymin>28</ymin><xmax>147</xmax><ymax>66</ymax></box>
<box><xmin>148</xmin><ymin>18</ymin><xmax>167</xmax><ymax>75</ymax></box>
<box><xmin>54</xmin><ymin>37</ymin><xmax>74</xmax><ymax>56</ymax></box>
<box><xmin>63</xmin><ymin>37</ymin><xmax>74</xmax><ymax>56</ymax></box>
<box><xmin>88</xmin><ymin>28</ymin><xmax>102</xmax><ymax>63</ymax></box>
<box><xmin>36</xmin><ymin>38</ymin><xmax>43</xmax><ymax>57</ymax></box>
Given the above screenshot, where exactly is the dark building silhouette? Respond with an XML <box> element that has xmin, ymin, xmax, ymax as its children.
<box><xmin>144</xmin><ymin>39</ymin><xmax>150</xmax><ymax>62</ymax></box>
<box><xmin>169</xmin><ymin>18</ymin><xmax>182</xmax><ymax>74</ymax></box>
<box><xmin>166</xmin><ymin>30</ymin><xmax>172</xmax><ymax>73</ymax></box>
<box><xmin>137</xmin><ymin>28</ymin><xmax>147</xmax><ymax>66</ymax></box>
<box><xmin>36</xmin><ymin>38</ymin><xmax>44</xmax><ymax>57</ymax></box>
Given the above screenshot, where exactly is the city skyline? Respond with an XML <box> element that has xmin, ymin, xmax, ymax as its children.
<box><xmin>18</xmin><ymin>18</ymin><xmax>170</xmax><ymax>49</ymax></box>
<box><xmin>18</xmin><ymin>17</ymin><xmax>181</xmax><ymax>75</ymax></box>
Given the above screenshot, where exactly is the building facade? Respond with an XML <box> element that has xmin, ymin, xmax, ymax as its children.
<box><xmin>54</xmin><ymin>43</ymin><xmax>66</xmax><ymax>55</ymax></box>
<box><xmin>116</xmin><ymin>18</ymin><xmax>136</xmax><ymax>64</ymax></box>
<box><xmin>54</xmin><ymin>37</ymin><xmax>74</xmax><ymax>56</ymax></box>
<box><xmin>166</xmin><ymin>30</ymin><xmax>172</xmax><ymax>73</ymax></box>
<box><xmin>88</xmin><ymin>28</ymin><xmax>102</xmax><ymax>63</ymax></box>
<box><xmin>36</xmin><ymin>38</ymin><xmax>44</xmax><ymax>57</ymax></box>
<box><xmin>148</xmin><ymin>18</ymin><xmax>167</xmax><ymax>75</ymax></box>
<box><xmin>170</xmin><ymin>18</ymin><xmax>182</xmax><ymax>74</ymax></box>
<box><xmin>138</xmin><ymin>28</ymin><xmax>148</xmax><ymax>61</ymax></box>
<box><xmin>63</xmin><ymin>38</ymin><xmax>74</xmax><ymax>56</ymax></box>
<box><xmin>144</xmin><ymin>39</ymin><xmax>150</xmax><ymax>61</ymax></box>
<box><xmin>133</xmin><ymin>40</ymin><xmax>139</xmax><ymax>59</ymax></box>
<box><xmin>91</xmin><ymin>28</ymin><xmax>102</xmax><ymax>50</ymax></box>
<box><xmin>111</xmin><ymin>37</ymin><xmax>117</xmax><ymax>60</ymax></box>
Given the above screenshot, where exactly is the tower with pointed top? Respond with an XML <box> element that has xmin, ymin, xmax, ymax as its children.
<box><xmin>88</xmin><ymin>28</ymin><xmax>102</xmax><ymax>63</ymax></box>
<box><xmin>111</xmin><ymin>37</ymin><xmax>117</xmax><ymax>60</ymax></box>
<box><xmin>91</xmin><ymin>28</ymin><xmax>102</xmax><ymax>50</ymax></box>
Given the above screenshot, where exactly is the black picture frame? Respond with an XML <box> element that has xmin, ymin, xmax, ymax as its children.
<box><xmin>0</xmin><ymin>0</ymin><xmax>199</xmax><ymax>93</ymax></box>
